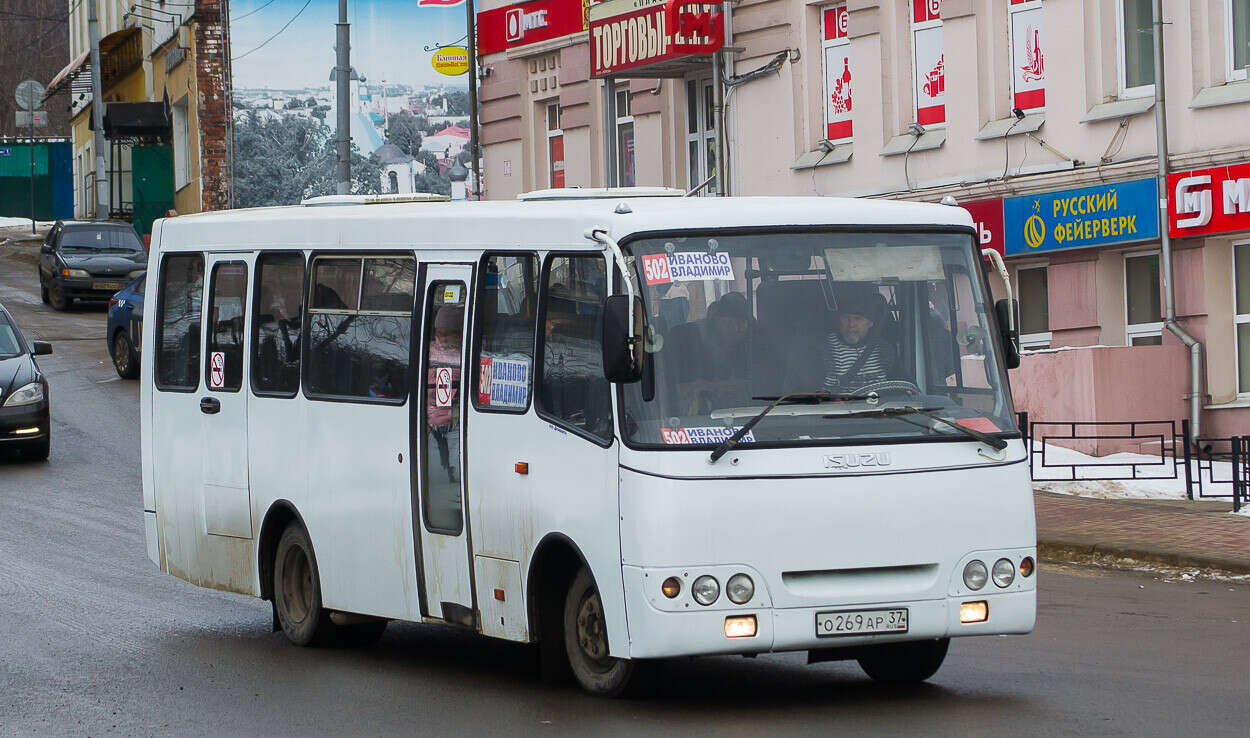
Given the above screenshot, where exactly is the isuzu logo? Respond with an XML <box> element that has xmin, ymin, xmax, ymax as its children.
<box><xmin>824</xmin><ymin>452</ymin><xmax>892</xmax><ymax>470</ymax></box>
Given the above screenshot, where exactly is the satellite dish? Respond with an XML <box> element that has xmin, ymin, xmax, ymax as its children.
<box><xmin>16</xmin><ymin>79</ymin><xmax>45</xmax><ymax>111</ymax></box>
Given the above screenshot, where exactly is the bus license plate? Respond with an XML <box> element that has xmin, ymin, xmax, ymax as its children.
<box><xmin>815</xmin><ymin>608</ymin><xmax>909</xmax><ymax>637</ymax></box>
<box><xmin>95</xmin><ymin>281</ymin><xmax>123</xmax><ymax>291</ymax></box>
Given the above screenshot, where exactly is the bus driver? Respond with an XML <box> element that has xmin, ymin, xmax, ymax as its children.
<box><xmin>823</xmin><ymin>284</ymin><xmax>896</xmax><ymax>392</ymax></box>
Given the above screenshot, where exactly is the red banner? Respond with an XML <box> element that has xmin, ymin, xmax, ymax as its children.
<box><xmin>1168</xmin><ymin>162</ymin><xmax>1250</xmax><ymax>238</ymax></box>
<box><xmin>961</xmin><ymin>198</ymin><xmax>1005</xmax><ymax>257</ymax></box>
<box><xmin>589</xmin><ymin>0</ymin><xmax>722</xmax><ymax>77</ymax></box>
<box><xmin>477</xmin><ymin>0</ymin><xmax>587</xmax><ymax>56</ymax></box>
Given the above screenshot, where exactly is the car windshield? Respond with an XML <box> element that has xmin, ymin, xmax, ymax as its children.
<box><xmin>0</xmin><ymin>314</ymin><xmax>23</xmax><ymax>359</ymax></box>
<box><xmin>60</xmin><ymin>227</ymin><xmax>144</xmax><ymax>253</ymax></box>
<box><xmin>619</xmin><ymin>230</ymin><xmax>1017</xmax><ymax>447</ymax></box>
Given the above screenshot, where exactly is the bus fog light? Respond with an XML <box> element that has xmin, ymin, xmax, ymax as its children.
<box><xmin>692</xmin><ymin>575</ymin><xmax>720</xmax><ymax>606</ymax></box>
<box><xmin>1020</xmin><ymin>557</ymin><xmax>1035</xmax><ymax>578</ymax></box>
<box><xmin>962</xmin><ymin>560</ymin><xmax>988</xmax><ymax>590</ymax></box>
<box><xmin>960</xmin><ymin>601</ymin><xmax>988</xmax><ymax>623</ymax></box>
<box><xmin>724</xmin><ymin>615</ymin><xmax>757</xmax><ymax>638</ymax></box>
<box><xmin>726</xmin><ymin>574</ymin><xmax>754</xmax><ymax>604</ymax></box>
<box><xmin>992</xmin><ymin>558</ymin><xmax>1015</xmax><ymax>588</ymax></box>
<box><xmin>661</xmin><ymin>577</ymin><xmax>681</xmax><ymax>599</ymax></box>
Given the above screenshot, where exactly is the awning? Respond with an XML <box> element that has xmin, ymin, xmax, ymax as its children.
<box><xmin>104</xmin><ymin>101</ymin><xmax>171</xmax><ymax>139</ymax></box>
<box><xmin>45</xmin><ymin>50</ymin><xmax>91</xmax><ymax>99</ymax></box>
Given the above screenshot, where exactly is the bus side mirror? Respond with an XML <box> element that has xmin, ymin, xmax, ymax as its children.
<box><xmin>602</xmin><ymin>294</ymin><xmax>644</xmax><ymax>383</ymax></box>
<box><xmin>995</xmin><ymin>298</ymin><xmax>1021</xmax><ymax>370</ymax></box>
<box><xmin>32</xmin><ymin>341</ymin><xmax>53</xmax><ymax>356</ymax></box>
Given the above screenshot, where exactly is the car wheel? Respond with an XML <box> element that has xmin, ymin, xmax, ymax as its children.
<box><xmin>856</xmin><ymin>638</ymin><xmax>950</xmax><ymax>684</ymax></box>
<box><xmin>22</xmin><ymin>430</ymin><xmax>50</xmax><ymax>462</ymax></box>
<box><xmin>39</xmin><ymin>275</ymin><xmax>49</xmax><ymax>304</ymax></box>
<box><xmin>111</xmin><ymin>331</ymin><xmax>139</xmax><ymax>379</ymax></box>
<box><xmin>272</xmin><ymin>523</ymin><xmax>336</xmax><ymax>647</ymax></box>
<box><xmin>563</xmin><ymin>566</ymin><xmax>635</xmax><ymax>697</ymax></box>
<box><xmin>48</xmin><ymin>279</ymin><xmax>68</xmax><ymax>311</ymax></box>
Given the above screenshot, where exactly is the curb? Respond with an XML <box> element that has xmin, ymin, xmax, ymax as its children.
<box><xmin>1038</xmin><ymin>538</ymin><xmax>1250</xmax><ymax>576</ymax></box>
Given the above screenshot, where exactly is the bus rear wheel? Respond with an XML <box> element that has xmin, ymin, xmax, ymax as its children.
<box><xmin>273</xmin><ymin>524</ymin><xmax>335</xmax><ymax>647</ymax></box>
<box><xmin>563</xmin><ymin>567</ymin><xmax>634</xmax><ymax>697</ymax></box>
<box><xmin>856</xmin><ymin>638</ymin><xmax>950</xmax><ymax>684</ymax></box>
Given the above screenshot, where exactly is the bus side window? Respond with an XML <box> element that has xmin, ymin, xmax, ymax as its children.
<box><xmin>305</xmin><ymin>255</ymin><xmax>416</xmax><ymax>402</ymax></box>
<box><xmin>205</xmin><ymin>262</ymin><xmax>248</xmax><ymax>392</ymax></box>
<box><xmin>537</xmin><ymin>254</ymin><xmax>613</xmax><ymax>443</ymax></box>
<box><xmin>251</xmin><ymin>253</ymin><xmax>305</xmax><ymax>396</ymax></box>
<box><xmin>472</xmin><ymin>253</ymin><xmax>538</xmax><ymax>412</ymax></box>
<box><xmin>154</xmin><ymin>253</ymin><xmax>204</xmax><ymax>391</ymax></box>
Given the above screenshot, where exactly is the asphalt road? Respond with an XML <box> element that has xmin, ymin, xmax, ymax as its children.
<box><xmin>1</xmin><ymin>244</ymin><xmax>1248</xmax><ymax>736</ymax></box>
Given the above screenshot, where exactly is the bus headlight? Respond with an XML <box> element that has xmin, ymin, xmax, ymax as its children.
<box><xmin>726</xmin><ymin>573</ymin><xmax>754</xmax><ymax>604</ymax></box>
<box><xmin>691</xmin><ymin>575</ymin><xmax>720</xmax><ymax>605</ymax></box>
<box><xmin>962</xmin><ymin>560</ymin><xmax>988</xmax><ymax>591</ymax></box>
<box><xmin>992</xmin><ymin>558</ymin><xmax>1016</xmax><ymax>588</ymax></box>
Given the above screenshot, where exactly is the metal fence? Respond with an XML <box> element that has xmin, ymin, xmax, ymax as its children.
<box><xmin>1018</xmin><ymin>413</ymin><xmax>1247</xmax><ymax>512</ymax></box>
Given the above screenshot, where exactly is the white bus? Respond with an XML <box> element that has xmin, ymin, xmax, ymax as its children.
<box><xmin>141</xmin><ymin>190</ymin><xmax>1035</xmax><ymax>696</ymax></box>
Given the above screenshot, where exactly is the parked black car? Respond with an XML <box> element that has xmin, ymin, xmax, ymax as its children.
<box><xmin>0</xmin><ymin>302</ymin><xmax>52</xmax><ymax>460</ymax></box>
<box><xmin>38</xmin><ymin>220</ymin><xmax>148</xmax><ymax>311</ymax></box>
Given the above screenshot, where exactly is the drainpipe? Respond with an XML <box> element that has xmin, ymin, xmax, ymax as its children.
<box><xmin>1152</xmin><ymin>0</ymin><xmax>1203</xmax><ymax>441</ymax></box>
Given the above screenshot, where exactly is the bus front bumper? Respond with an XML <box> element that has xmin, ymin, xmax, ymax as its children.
<box><xmin>621</xmin><ymin>565</ymin><xmax>1036</xmax><ymax>660</ymax></box>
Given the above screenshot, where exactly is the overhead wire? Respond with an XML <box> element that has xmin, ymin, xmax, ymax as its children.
<box><xmin>232</xmin><ymin>0</ymin><xmax>281</xmax><ymax>23</ymax></box>
<box><xmin>232</xmin><ymin>0</ymin><xmax>313</xmax><ymax>61</ymax></box>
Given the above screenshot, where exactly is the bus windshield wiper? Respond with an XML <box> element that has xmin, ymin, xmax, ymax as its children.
<box><xmin>710</xmin><ymin>391</ymin><xmax>835</xmax><ymax>463</ymax></box>
<box><xmin>825</xmin><ymin>405</ymin><xmax>1008</xmax><ymax>451</ymax></box>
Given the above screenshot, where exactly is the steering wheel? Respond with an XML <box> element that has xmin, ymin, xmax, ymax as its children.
<box><xmin>847</xmin><ymin>380</ymin><xmax>923</xmax><ymax>399</ymax></box>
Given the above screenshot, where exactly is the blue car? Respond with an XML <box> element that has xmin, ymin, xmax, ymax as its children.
<box><xmin>106</xmin><ymin>273</ymin><xmax>145</xmax><ymax>379</ymax></box>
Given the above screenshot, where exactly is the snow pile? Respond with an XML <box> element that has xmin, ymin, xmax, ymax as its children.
<box><xmin>1029</xmin><ymin>442</ymin><xmax>1234</xmax><ymax>501</ymax></box>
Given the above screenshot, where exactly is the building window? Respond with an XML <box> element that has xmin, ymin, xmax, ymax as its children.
<box><xmin>1229</xmin><ymin>0</ymin><xmax>1250</xmax><ymax>82</ymax></box>
<box><xmin>1118</xmin><ymin>0</ymin><xmax>1155</xmax><ymax>97</ymax></box>
<box><xmin>821</xmin><ymin>4</ymin><xmax>853</xmax><ymax>143</ymax></box>
<box><xmin>911</xmin><ymin>0</ymin><xmax>945</xmax><ymax>126</ymax></box>
<box><xmin>685</xmin><ymin>75</ymin><xmax>717</xmax><ymax>195</ymax></box>
<box><xmin>546</xmin><ymin>102</ymin><xmax>564</xmax><ymax>188</ymax></box>
<box><xmin>1009</xmin><ymin>0</ymin><xmax>1045</xmax><ymax>111</ymax></box>
<box><xmin>615</xmin><ymin>88</ymin><xmax>635</xmax><ymax>187</ymax></box>
<box><xmin>1234</xmin><ymin>242</ymin><xmax>1250</xmax><ymax>393</ymax></box>
<box><xmin>1124</xmin><ymin>251</ymin><xmax>1162</xmax><ymax>345</ymax></box>
<box><xmin>1016</xmin><ymin>264</ymin><xmax>1051</xmax><ymax>349</ymax></box>
<box><xmin>172</xmin><ymin>96</ymin><xmax>190</xmax><ymax>189</ymax></box>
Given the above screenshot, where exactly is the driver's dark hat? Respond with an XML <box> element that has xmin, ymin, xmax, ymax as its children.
<box><xmin>835</xmin><ymin>283</ymin><xmax>884</xmax><ymax>322</ymax></box>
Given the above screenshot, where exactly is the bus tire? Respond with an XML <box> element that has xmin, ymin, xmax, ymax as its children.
<box><xmin>272</xmin><ymin>523</ymin><xmax>335</xmax><ymax>647</ymax></box>
<box><xmin>856</xmin><ymin>638</ymin><xmax>950</xmax><ymax>684</ymax></box>
<box><xmin>563</xmin><ymin>566</ymin><xmax>634</xmax><ymax>697</ymax></box>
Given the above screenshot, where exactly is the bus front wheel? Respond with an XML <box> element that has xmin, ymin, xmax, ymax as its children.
<box><xmin>563</xmin><ymin>567</ymin><xmax>634</xmax><ymax>697</ymax></box>
<box><xmin>856</xmin><ymin>638</ymin><xmax>950</xmax><ymax>684</ymax></box>
<box><xmin>273</xmin><ymin>523</ymin><xmax>335</xmax><ymax>647</ymax></box>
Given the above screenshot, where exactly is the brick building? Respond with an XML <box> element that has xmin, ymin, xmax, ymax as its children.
<box><xmin>45</xmin><ymin>0</ymin><xmax>232</xmax><ymax>234</ymax></box>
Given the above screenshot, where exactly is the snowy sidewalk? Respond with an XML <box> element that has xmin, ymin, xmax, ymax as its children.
<box><xmin>1035</xmin><ymin>492</ymin><xmax>1250</xmax><ymax>574</ymax></box>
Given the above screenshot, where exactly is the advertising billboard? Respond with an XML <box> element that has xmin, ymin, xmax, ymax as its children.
<box><xmin>1003</xmin><ymin>178</ymin><xmax>1159</xmax><ymax>256</ymax></box>
<box><xmin>229</xmin><ymin>0</ymin><xmax>469</xmax><ymax>207</ymax></box>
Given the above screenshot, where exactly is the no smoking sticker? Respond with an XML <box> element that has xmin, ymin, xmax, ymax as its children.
<box><xmin>209</xmin><ymin>351</ymin><xmax>226</xmax><ymax>389</ymax></box>
<box><xmin>435</xmin><ymin>367</ymin><xmax>455</xmax><ymax>407</ymax></box>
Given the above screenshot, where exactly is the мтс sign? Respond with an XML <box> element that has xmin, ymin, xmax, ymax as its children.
<box><xmin>1168</xmin><ymin>162</ymin><xmax>1250</xmax><ymax>238</ymax></box>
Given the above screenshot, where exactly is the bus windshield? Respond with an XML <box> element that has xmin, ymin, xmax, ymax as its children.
<box><xmin>620</xmin><ymin>230</ymin><xmax>1017</xmax><ymax>448</ymax></box>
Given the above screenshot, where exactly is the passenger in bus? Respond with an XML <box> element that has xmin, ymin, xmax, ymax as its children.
<box><xmin>666</xmin><ymin>292</ymin><xmax>754</xmax><ymax>413</ymax></box>
<box><xmin>427</xmin><ymin>304</ymin><xmax>463</xmax><ymax>484</ymax></box>
<box><xmin>823</xmin><ymin>284</ymin><xmax>897</xmax><ymax>391</ymax></box>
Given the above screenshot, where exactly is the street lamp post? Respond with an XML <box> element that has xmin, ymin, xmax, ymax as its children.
<box><xmin>335</xmin><ymin>0</ymin><xmax>351</xmax><ymax>195</ymax></box>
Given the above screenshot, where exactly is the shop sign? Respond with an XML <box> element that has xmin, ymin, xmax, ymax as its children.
<box><xmin>1168</xmin><ymin>162</ymin><xmax>1250</xmax><ymax>238</ymax></box>
<box><xmin>431</xmin><ymin>46</ymin><xmax>471</xmax><ymax>76</ymax></box>
<box><xmin>1008</xmin><ymin>0</ymin><xmax>1044</xmax><ymax>110</ymax></box>
<box><xmin>477</xmin><ymin>0</ymin><xmax>588</xmax><ymax>56</ymax></box>
<box><xmin>589</xmin><ymin>0</ymin><xmax>723</xmax><ymax>77</ymax></box>
<box><xmin>1003</xmin><ymin>178</ymin><xmax>1159</xmax><ymax>255</ymax></box>
<box><xmin>960</xmin><ymin>198</ymin><xmax>1005</xmax><ymax>256</ymax></box>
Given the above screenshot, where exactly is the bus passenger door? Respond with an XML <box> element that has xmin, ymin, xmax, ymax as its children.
<box><xmin>412</xmin><ymin>264</ymin><xmax>475</xmax><ymax>623</ymax></box>
<box><xmin>200</xmin><ymin>255</ymin><xmax>254</xmax><ymax>540</ymax></box>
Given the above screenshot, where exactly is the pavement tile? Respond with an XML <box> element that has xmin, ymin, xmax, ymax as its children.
<box><xmin>1034</xmin><ymin>492</ymin><xmax>1250</xmax><ymax>573</ymax></box>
